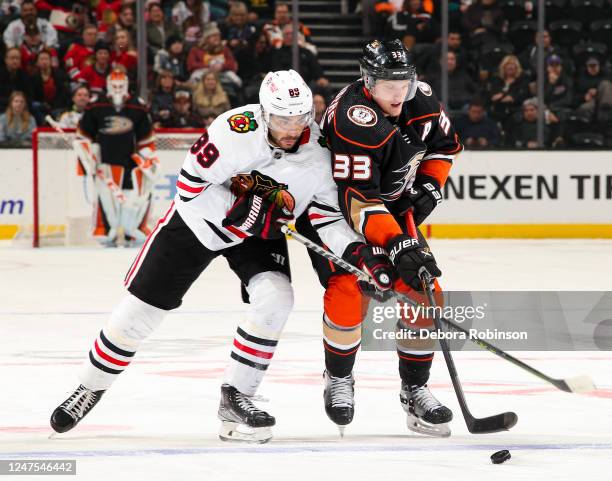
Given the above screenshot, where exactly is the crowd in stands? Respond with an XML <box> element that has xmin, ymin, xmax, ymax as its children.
<box><xmin>0</xmin><ymin>0</ymin><xmax>330</xmax><ymax>147</ymax></box>
<box><xmin>0</xmin><ymin>0</ymin><xmax>609</xmax><ymax>149</ymax></box>
<box><xmin>374</xmin><ymin>0</ymin><xmax>612</xmax><ymax>148</ymax></box>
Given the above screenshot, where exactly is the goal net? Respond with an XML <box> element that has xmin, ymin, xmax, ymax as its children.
<box><xmin>25</xmin><ymin>127</ymin><xmax>202</xmax><ymax>247</ymax></box>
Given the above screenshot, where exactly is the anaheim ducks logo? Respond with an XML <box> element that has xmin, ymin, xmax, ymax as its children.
<box><xmin>228</xmin><ymin>111</ymin><xmax>258</xmax><ymax>133</ymax></box>
<box><xmin>347</xmin><ymin>105</ymin><xmax>377</xmax><ymax>127</ymax></box>
<box><xmin>417</xmin><ymin>81</ymin><xmax>433</xmax><ymax>96</ymax></box>
<box><xmin>100</xmin><ymin>115</ymin><xmax>134</xmax><ymax>134</ymax></box>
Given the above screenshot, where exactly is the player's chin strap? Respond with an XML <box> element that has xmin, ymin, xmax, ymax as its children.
<box><xmin>279</xmin><ymin>220</ymin><xmax>595</xmax><ymax>396</ymax></box>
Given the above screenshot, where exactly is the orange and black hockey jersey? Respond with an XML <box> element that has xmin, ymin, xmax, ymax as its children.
<box><xmin>320</xmin><ymin>79</ymin><xmax>462</xmax><ymax>248</ymax></box>
<box><xmin>78</xmin><ymin>95</ymin><xmax>154</xmax><ymax>188</ymax></box>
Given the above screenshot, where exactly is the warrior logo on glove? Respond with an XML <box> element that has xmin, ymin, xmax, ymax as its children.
<box><xmin>230</xmin><ymin>170</ymin><xmax>296</xmax><ymax>214</ymax></box>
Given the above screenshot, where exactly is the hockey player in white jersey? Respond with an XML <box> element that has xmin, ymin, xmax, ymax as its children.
<box><xmin>50</xmin><ymin>70</ymin><xmax>390</xmax><ymax>443</ymax></box>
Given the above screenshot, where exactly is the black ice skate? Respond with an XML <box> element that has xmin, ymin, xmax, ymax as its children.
<box><xmin>50</xmin><ymin>384</ymin><xmax>105</xmax><ymax>434</ymax></box>
<box><xmin>218</xmin><ymin>384</ymin><xmax>275</xmax><ymax>443</ymax></box>
<box><xmin>323</xmin><ymin>370</ymin><xmax>355</xmax><ymax>437</ymax></box>
<box><xmin>400</xmin><ymin>383</ymin><xmax>453</xmax><ymax>437</ymax></box>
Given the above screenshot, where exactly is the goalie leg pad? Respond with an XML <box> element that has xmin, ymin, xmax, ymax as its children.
<box><xmin>79</xmin><ymin>294</ymin><xmax>167</xmax><ymax>391</ymax></box>
<box><xmin>120</xmin><ymin>186</ymin><xmax>153</xmax><ymax>245</ymax></box>
<box><xmin>224</xmin><ymin>271</ymin><xmax>293</xmax><ymax>396</ymax></box>
<box><xmin>92</xmin><ymin>164</ymin><xmax>123</xmax><ymax>245</ymax></box>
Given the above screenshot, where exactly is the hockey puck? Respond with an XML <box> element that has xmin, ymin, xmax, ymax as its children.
<box><xmin>490</xmin><ymin>449</ymin><xmax>511</xmax><ymax>464</ymax></box>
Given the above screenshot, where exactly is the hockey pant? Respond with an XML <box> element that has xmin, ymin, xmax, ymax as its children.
<box><xmin>80</xmin><ymin>207</ymin><xmax>293</xmax><ymax>397</ymax></box>
<box><xmin>92</xmin><ymin>164</ymin><xmax>153</xmax><ymax>245</ymax></box>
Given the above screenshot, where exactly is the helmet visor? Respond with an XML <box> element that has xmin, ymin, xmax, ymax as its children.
<box><xmin>268</xmin><ymin>112</ymin><xmax>312</xmax><ymax>133</ymax></box>
<box><xmin>370</xmin><ymin>78</ymin><xmax>415</xmax><ymax>103</ymax></box>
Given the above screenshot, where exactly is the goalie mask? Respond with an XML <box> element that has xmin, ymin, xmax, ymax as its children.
<box><xmin>259</xmin><ymin>70</ymin><xmax>313</xmax><ymax>147</ymax></box>
<box><xmin>107</xmin><ymin>69</ymin><xmax>129</xmax><ymax>108</ymax></box>
<box><xmin>359</xmin><ymin>39</ymin><xmax>418</xmax><ymax>103</ymax></box>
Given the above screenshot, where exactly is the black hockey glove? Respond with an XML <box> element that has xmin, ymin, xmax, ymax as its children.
<box><xmin>392</xmin><ymin>175</ymin><xmax>443</xmax><ymax>226</ymax></box>
<box><xmin>386</xmin><ymin>234</ymin><xmax>441</xmax><ymax>291</ymax></box>
<box><xmin>343</xmin><ymin>242</ymin><xmax>395</xmax><ymax>301</ymax></box>
<box><xmin>222</xmin><ymin>193</ymin><xmax>294</xmax><ymax>240</ymax></box>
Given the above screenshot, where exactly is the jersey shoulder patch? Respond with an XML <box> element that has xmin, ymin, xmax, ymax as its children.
<box><xmin>417</xmin><ymin>81</ymin><xmax>433</xmax><ymax>97</ymax></box>
<box><xmin>347</xmin><ymin>104</ymin><xmax>378</xmax><ymax>127</ymax></box>
<box><xmin>332</xmin><ymin>82</ymin><xmax>395</xmax><ymax>150</ymax></box>
<box><xmin>227</xmin><ymin>110</ymin><xmax>258</xmax><ymax>133</ymax></box>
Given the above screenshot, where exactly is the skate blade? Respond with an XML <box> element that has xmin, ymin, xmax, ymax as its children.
<box><xmin>338</xmin><ymin>425</ymin><xmax>346</xmax><ymax>438</ymax></box>
<box><xmin>218</xmin><ymin>421</ymin><xmax>272</xmax><ymax>444</ymax></box>
<box><xmin>406</xmin><ymin>413</ymin><xmax>451</xmax><ymax>438</ymax></box>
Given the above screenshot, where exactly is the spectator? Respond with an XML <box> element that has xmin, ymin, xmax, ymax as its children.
<box><xmin>111</xmin><ymin>29</ymin><xmax>138</xmax><ymax>78</ymax></box>
<box><xmin>263</xmin><ymin>2</ymin><xmax>313</xmax><ymax>53</ymax></box>
<box><xmin>20</xmin><ymin>23</ymin><xmax>59</xmax><ymax>77</ymax></box>
<box><xmin>0</xmin><ymin>48</ymin><xmax>32</xmax><ymax>110</ymax></box>
<box><xmin>105</xmin><ymin>4</ymin><xmax>137</xmax><ymax>46</ymax></box>
<box><xmin>543</xmin><ymin>55</ymin><xmax>573</xmax><ymax>114</ymax></box>
<box><xmin>506</xmin><ymin>98</ymin><xmax>549</xmax><ymax>148</ymax></box>
<box><xmin>577</xmin><ymin>79</ymin><xmax>612</xmax><ymax>127</ymax></box>
<box><xmin>244</xmin><ymin>0</ymin><xmax>274</xmax><ymax>21</ymax></box>
<box><xmin>454</xmin><ymin>98</ymin><xmax>501</xmax><ymax>148</ymax></box>
<box><xmin>56</xmin><ymin>85</ymin><xmax>91</xmax><ymax>129</ymax></box>
<box><xmin>420</xmin><ymin>30</ymin><xmax>470</xmax><ymax>77</ymax></box>
<box><xmin>574</xmin><ymin>57</ymin><xmax>608</xmax><ymax>108</ymax></box>
<box><xmin>63</xmin><ymin>24</ymin><xmax>98</xmax><ymax>84</ymax></box>
<box><xmin>95</xmin><ymin>0</ymin><xmax>122</xmax><ymax>38</ymax></box>
<box><xmin>425</xmin><ymin>51</ymin><xmax>479</xmax><ymax>110</ymax></box>
<box><xmin>488</xmin><ymin>54</ymin><xmax>529</xmax><ymax>125</ymax></box>
<box><xmin>220</xmin><ymin>1</ymin><xmax>257</xmax><ymax>56</ymax></box>
<box><xmin>462</xmin><ymin>0</ymin><xmax>504</xmax><ymax>50</ymax></box>
<box><xmin>146</xmin><ymin>2</ymin><xmax>181</xmax><ymax>55</ymax></box>
<box><xmin>520</xmin><ymin>30</ymin><xmax>566</xmax><ymax>79</ymax></box>
<box><xmin>193</xmin><ymin>71</ymin><xmax>231</xmax><ymax>118</ymax></box>
<box><xmin>269</xmin><ymin>24</ymin><xmax>329</xmax><ymax>89</ymax></box>
<box><xmin>172</xmin><ymin>0</ymin><xmax>210</xmax><ymax>32</ymax></box>
<box><xmin>161</xmin><ymin>88</ymin><xmax>205</xmax><ymax>128</ymax></box>
<box><xmin>386</xmin><ymin>0</ymin><xmax>439</xmax><ymax>47</ymax></box>
<box><xmin>151</xmin><ymin>70</ymin><xmax>176</xmax><ymax>126</ymax></box>
<box><xmin>0</xmin><ymin>91</ymin><xmax>37</xmax><ymax>147</ymax></box>
<box><xmin>154</xmin><ymin>35</ymin><xmax>189</xmax><ymax>85</ymax></box>
<box><xmin>75</xmin><ymin>41</ymin><xmax>112</xmax><ymax>97</ymax></box>
<box><xmin>36</xmin><ymin>1</ymin><xmax>88</xmax><ymax>48</ymax></box>
<box><xmin>313</xmin><ymin>93</ymin><xmax>327</xmax><ymax>125</ymax></box>
<box><xmin>236</xmin><ymin>33</ymin><xmax>273</xmax><ymax>102</ymax></box>
<box><xmin>3</xmin><ymin>0</ymin><xmax>58</xmax><ymax>49</ymax></box>
<box><xmin>31</xmin><ymin>50</ymin><xmax>70</xmax><ymax>123</ymax></box>
<box><xmin>187</xmin><ymin>22</ymin><xmax>241</xmax><ymax>98</ymax></box>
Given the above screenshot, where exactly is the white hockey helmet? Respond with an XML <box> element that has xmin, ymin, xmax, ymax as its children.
<box><xmin>259</xmin><ymin>70</ymin><xmax>313</xmax><ymax>133</ymax></box>
<box><xmin>107</xmin><ymin>68</ymin><xmax>129</xmax><ymax>108</ymax></box>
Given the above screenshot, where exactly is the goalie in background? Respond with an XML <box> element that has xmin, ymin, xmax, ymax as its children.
<box><xmin>74</xmin><ymin>68</ymin><xmax>160</xmax><ymax>247</ymax></box>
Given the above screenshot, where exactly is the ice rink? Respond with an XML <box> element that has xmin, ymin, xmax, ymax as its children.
<box><xmin>1</xmin><ymin>238</ymin><xmax>611</xmax><ymax>480</ymax></box>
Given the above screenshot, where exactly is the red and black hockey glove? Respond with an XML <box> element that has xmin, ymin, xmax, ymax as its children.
<box><xmin>386</xmin><ymin>234</ymin><xmax>441</xmax><ymax>291</ymax></box>
<box><xmin>392</xmin><ymin>175</ymin><xmax>442</xmax><ymax>226</ymax></box>
<box><xmin>343</xmin><ymin>242</ymin><xmax>395</xmax><ymax>301</ymax></box>
<box><xmin>222</xmin><ymin>193</ymin><xmax>294</xmax><ymax>240</ymax></box>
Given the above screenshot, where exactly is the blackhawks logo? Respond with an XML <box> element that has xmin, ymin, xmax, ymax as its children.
<box><xmin>228</xmin><ymin>111</ymin><xmax>258</xmax><ymax>133</ymax></box>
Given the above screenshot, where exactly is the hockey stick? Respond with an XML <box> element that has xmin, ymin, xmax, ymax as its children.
<box><xmin>281</xmin><ymin>222</ymin><xmax>594</xmax><ymax>395</ymax></box>
<box><xmin>45</xmin><ymin>115</ymin><xmax>126</xmax><ymax>204</ymax></box>
<box><xmin>405</xmin><ymin>211</ymin><xmax>517</xmax><ymax>434</ymax></box>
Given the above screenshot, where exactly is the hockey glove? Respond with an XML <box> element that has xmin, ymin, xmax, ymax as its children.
<box><xmin>392</xmin><ymin>175</ymin><xmax>442</xmax><ymax>226</ymax></box>
<box><xmin>386</xmin><ymin>234</ymin><xmax>441</xmax><ymax>291</ymax></box>
<box><xmin>222</xmin><ymin>193</ymin><xmax>294</xmax><ymax>240</ymax></box>
<box><xmin>343</xmin><ymin>242</ymin><xmax>395</xmax><ymax>301</ymax></box>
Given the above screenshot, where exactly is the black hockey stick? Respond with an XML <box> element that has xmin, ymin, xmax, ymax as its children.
<box><xmin>280</xmin><ymin>223</ymin><xmax>595</xmax><ymax>395</ymax></box>
<box><xmin>405</xmin><ymin>211</ymin><xmax>518</xmax><ymax>434</ymax></box>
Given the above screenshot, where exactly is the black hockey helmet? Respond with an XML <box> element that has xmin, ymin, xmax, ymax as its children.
<box><xmin>359</xmin><ymin>39</ymin><xmax>418</xmax><ymax>100</ymax></box>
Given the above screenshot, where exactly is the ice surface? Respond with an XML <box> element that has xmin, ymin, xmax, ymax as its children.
<box><xmin>1</xmin><ymin>239</ymin><xmax>611</xmax><ymax>480</ymax></box>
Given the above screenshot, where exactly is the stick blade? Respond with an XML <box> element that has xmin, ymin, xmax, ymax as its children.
<box><xmin>467</xmin><ymin>411</ymin><xmax>518</xmax><ymax>434</ymax></box>
<box><xmin>556</xmin><ymin>375</ymin><xmax>596</xmax><ymax>393</ymax></box>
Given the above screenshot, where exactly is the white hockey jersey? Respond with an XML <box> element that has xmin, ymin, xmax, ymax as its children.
<box><xmin>174</xmin><ymin>104</ymin><xmax>362</xmax><ymax>254</ymax></box>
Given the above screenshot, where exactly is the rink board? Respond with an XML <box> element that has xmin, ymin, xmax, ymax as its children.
<box><xmin>1</xmin><ymin>149</ymin><xmax>611</xmax><ymax>241</ymax></box>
